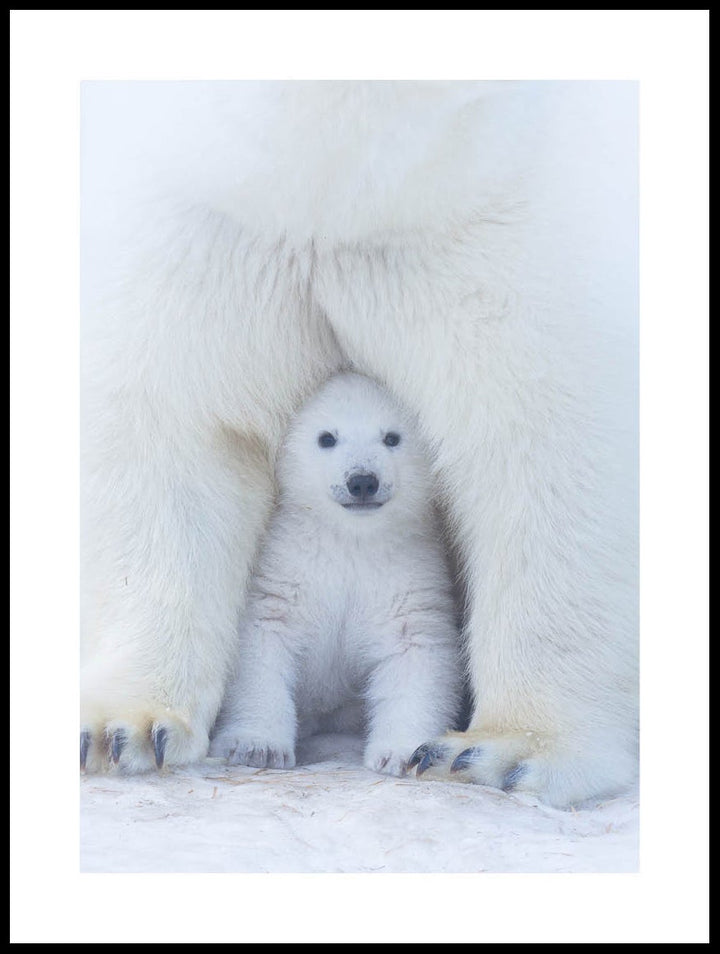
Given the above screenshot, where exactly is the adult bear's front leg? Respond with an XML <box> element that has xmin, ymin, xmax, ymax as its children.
<box><xmin>80</xmin><ymin>426</ymin><xmax>276</xmax><ymax>774</ymax></box>
<box><xmin>404</xmin><ymin>311</ymin><xmax>638</xmax><ymax>808</ymax></box>
<box><xmin>402</xmin><ymin>324</ymin><xmax>638</xmax><ymax>808</ymax></box>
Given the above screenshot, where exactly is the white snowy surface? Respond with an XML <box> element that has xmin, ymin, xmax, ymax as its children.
<box><xmin>80</xmin><ymin>732</ymin><xmax>638</xmax><ymax>874</ymax></box>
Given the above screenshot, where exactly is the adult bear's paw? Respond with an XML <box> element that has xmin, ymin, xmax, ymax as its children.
<box><xmin>408</xmin><ymin>731</ymin><xmax>531</xmax><ymax>787</ymax></box>
<box><xmin>407</xmin><ymin>728</ymin><xmax>632</xmax><ymax>809</ymax></box>
<box><xmin>80</xmin><ymin>703</ymin><xmax>209</xmax><ymax>774</ymax></box>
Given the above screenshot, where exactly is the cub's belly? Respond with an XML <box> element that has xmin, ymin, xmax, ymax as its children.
<box><xmin>292</xmin><ymin>632</ymin><xmax>364</xmax><ymax>719</ymax></box>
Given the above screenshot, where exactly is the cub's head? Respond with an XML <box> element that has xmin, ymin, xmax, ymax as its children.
<box><xmin>277</xmin><ymin>373</ymin><xmax>433</xmax><ymax>530</ymax></box>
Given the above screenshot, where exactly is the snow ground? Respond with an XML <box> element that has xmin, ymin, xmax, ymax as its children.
<box><xmin>80</xmin><ymin>732</ymin><xmax>638</xmax><ymax>874</ymax></box>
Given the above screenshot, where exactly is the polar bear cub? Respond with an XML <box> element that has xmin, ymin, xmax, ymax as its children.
<box><xmin>210</xmin><ymin>372</ymin><xmax>462</xmax><ymax>776</ymax></box>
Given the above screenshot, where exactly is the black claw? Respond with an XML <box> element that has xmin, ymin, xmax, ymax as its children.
<box><xmin>153</xmin><ymin>726</ymin><xmax>168</xmax><ymax>769</ymax></box>
<box><xmin>407</xmin><ymin>746</ymin><xmax>425</xmax><ymax>770</ymax></box>
<box><xmin>450</xmin><ymin>747</ymin><xmax>481</xmax><ymax>773</ymax></box>
<box><xmin>413</xmin><ymin>743</ymin><xmax>448</xmax><ymax>777</ymax></box>
<box><xmin>416</xmin><ymin>753</ymin><xmax>433</xmax><ymax>776</ymax></box>
<box><xmin>110</xmin><ymin>729</ymin><xmax>127</xmax><ymax>764</ymax></box>
<box><xmin>80</xmin><ymin>730</ymin><xmax>91</xmax><ymax>770</ymax></box>
<box><xmin>407</xmin><ymin>742</ymin><xmax>435</xmax><ymax>771</ymax></box>
<box><xmin>502</xmin><ymin>763</ymin><xmax>527</xmax><ymax>792</ymax></box>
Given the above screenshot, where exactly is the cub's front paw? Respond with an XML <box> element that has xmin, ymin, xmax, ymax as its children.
<box><xmin>208</xmin><ymin>731</ymin><xmax>295</xmax><ymax>769</ymax></box>
<box><xmin>363</xmin><ymin>743</ymin><xmax>414</xmax><ymax>778</ymax></box>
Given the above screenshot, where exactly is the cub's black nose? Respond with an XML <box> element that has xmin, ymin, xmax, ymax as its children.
<box><xmin>347</xmin><ymin>472</ymin><xmax>379</xmax><ymax>500</ymax></box>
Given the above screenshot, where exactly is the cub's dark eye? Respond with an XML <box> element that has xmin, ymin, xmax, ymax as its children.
<box><xmin>383</xmin><ymin>432</ymin><xmax>401</xmax><ymax>447</ymax></box>
<box><xmin>318</xmin><ymin>432</ymin><xmax>337</xmax><ymax>448</ymax></box>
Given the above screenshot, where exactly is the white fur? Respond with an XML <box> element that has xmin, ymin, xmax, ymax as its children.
<box><xmin>80</xmin><ymin>81</ymin><xmax>638</xmax><ymax>807</ymax></box>
<box><xmin>209</xmin><ymin>373</ymin><xmax>462</xmax><ymax>776</ymax></box>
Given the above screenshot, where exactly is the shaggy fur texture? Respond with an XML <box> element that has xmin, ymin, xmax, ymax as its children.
<box><xmin>80</xmin><ymin>81</ymin><xmax>638</xmax><ymax>807</ymax></box>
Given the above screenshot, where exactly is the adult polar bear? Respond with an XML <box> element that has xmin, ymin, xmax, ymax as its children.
<box><xmin>80</xmin><ymin>82</ymin><xmax>638</xmax><ymax>808</ymax></box>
